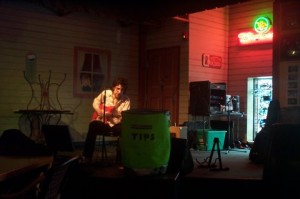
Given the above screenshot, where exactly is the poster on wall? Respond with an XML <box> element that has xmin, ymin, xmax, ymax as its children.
<box><xmin>73</xmin><ymin>46</ymin><xmax>111</xmax><ymax>98</ymax></box>
<box><xmin>202</xmin><ymin>53</ymin><xmax>222</xmax><ymax>69</ymax></box>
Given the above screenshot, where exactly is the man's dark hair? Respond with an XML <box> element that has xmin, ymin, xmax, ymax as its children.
<box><xmin>111</xmin><ymin>77</ymin><xmax>128</xmax><ymax>93</ymax></box>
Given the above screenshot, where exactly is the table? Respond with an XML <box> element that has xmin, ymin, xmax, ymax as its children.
<box><xmin>0</xmin><ymin>155</ymin><xmax>53</xmax><ymax>183</ymax></box>
<box><xmin>14</xmin><ymin>109</ymin><xmax>73</xmax><ymax>141</ymax></box>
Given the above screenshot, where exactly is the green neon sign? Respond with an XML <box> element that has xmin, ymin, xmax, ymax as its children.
<box><xmin>254</xmin><ymin>17</ymin><xmax>271</xmax><ymax>34</ymax></box>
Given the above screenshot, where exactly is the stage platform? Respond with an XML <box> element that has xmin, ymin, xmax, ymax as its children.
<box><xmin>61</xmin><ymin>147</ymin><xmax>267</xmax><ymax>198</ymax></box>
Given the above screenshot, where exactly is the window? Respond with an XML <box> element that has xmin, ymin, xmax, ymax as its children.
<box><xmin>73</xmin><ymin>46</ymin><xmax>111</xmax><ymax>97</ymax></box>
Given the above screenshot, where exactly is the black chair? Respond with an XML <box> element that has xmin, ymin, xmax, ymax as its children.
<box><xmin>41</xmin><ymin>125</ymin><xmax>74</xmax><ymax>156</ymax></box>
<box><xmin>263</xmin><ymin>123</ymin><xmax>300</xmax><ymax>197</ymax></box>
<box><xmin>249</xmin><ymin>100</ymin><xmax>281</xmax><ymax>163</ymax></box>
<box><xmin>37</xmin><ymin>156</ymin><xmax>80</xmax><ymax>199</ymax></box>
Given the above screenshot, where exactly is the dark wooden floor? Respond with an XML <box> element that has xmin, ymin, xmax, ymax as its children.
<box><xmin>60</xmin><ymin>145</ymin><xmax>269</xmax><ymax>199</ymax></box>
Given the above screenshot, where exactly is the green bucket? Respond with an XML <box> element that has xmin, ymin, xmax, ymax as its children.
<box><xmin>120</xmin><ymin>109</ymin><xmax>171</xmax><ymax>174</ymax></box>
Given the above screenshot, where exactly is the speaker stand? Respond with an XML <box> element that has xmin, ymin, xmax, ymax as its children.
<box><xmin>224</xmin><ymin>108</ymin><xmax>247</xmax><ymax>154</ymax></box>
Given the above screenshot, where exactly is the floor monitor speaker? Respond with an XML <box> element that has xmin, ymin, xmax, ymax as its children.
<box><xmin>42</xmin><ymin>125</ymin><xmax>74</xmax><ymax>153</ymax></box>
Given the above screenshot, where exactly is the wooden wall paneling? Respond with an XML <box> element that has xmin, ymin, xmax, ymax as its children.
<box><xmin>0</xmin><ymin>2</ymin><xmax>140</xmax><ymax>138</ymax></box>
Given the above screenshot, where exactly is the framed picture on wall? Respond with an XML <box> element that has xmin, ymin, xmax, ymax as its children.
<box><xmin>73</xmin><ymin>46</ymin><xmax>111</xmax><ymax>98</ymax></box>
<box><xmin>279</xmin><ymin>61</ymin><xmax>300</xmax><ymax>107</ymax></box>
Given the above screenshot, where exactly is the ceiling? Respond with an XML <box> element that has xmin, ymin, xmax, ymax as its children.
<box><xmin>26</xmin><ymin>0</ymin><xmax>251</xmax><ymax>24</ymax></box>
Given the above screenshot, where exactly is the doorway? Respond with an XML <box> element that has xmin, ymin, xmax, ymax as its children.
<box><xmin>247</xmin><ymin>76</ymin><xmax>272</xmax><ymax>142</ymax></box>
<box><xmin>142</xmin><ymin>46</ymin><xmax>180</xmax><ymax>125</ymax></box>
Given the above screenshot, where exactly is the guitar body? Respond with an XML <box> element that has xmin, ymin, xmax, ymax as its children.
<box><xmin>91</xmin><ymin>105</ymin><xmax>115</xmax><ymax>122</ymax></box>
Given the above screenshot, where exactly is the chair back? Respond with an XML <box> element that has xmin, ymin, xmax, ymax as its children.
<box><xmin>263</xmin><ymin>123</ymin><xmax>300</xmax><ymax>194</ymax></box>
<box><xmin>37</xmin><ymin>156</ymin><xmax>79</xmax><ymax>199</ymax></box>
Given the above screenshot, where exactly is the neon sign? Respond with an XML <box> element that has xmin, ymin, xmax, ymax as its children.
<box><xmin>238</xmin><ymin>16</ymin><xmax>273</xmax><ymax>45</ymax></box>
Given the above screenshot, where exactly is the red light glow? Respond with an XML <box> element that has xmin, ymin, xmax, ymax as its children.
<box><xmin>238</xmin><ymin>31</ymin><xmax>273</xmax><ymax>44</ymax></box>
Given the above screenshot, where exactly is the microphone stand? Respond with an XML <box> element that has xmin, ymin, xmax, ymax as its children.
<box><xmin>225</xmin><ymin>102</ymin><xmax>232</xmax><ymax>153</ymax></box>
<box><xmin>225</xmin><ymin>99</ymin><xmax>247</xmax><ymax>154</ymax></box>
<box><xmin>96</xmin><ymin>88</ymin><xmax>112</xmax><ymax>167</ymax></box>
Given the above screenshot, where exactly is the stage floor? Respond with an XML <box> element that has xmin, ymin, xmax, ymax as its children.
<box><xmin>189</xmin><ymin>148</ymin><xmax>263</xmax><ymax>180</ymax></box>
<box><xmin>62</xmin><ymin>146</ymin><xmax>266</xmax><ymax>198</ymax></box>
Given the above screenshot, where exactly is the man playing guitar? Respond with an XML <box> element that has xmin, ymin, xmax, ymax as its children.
<box><xmin>83</xmin><ymin>77</ymin><xmax>130</xmax><ymax>164</ymax></box>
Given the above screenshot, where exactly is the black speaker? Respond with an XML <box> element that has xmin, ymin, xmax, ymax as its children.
<box><xmin>166</xmin><ymin>138</ymin><xmax>193</xmax><ymax>175</ymax></box>
<box><xmin>0</xmin><ymin>129</ymin><xmax>51</xmax><ymax>156</ymax></box>
<box><xmin>189</xmin><ymin>81</ymin><xmax>210</xmax><ymax>116</ymax></box>
<box><xmin>42</xmin><ymin>125</ymin><xmax>74</xmax><ymax>153</ymax></box>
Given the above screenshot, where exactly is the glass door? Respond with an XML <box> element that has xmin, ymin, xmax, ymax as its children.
<box><xmin>247</xmin><ymin>77</ymin><xmax>272</xmax><ymax>142</ymax></box>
